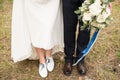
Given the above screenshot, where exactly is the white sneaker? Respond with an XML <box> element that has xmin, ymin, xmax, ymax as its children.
<box><xmin>46</xmin><ymin>57</ymin><xmax>55</xmax><ymax>72</ymax></box>
<box><xmin>39</xmin><ymin>63</ymin><xmax>48</xmax><ymax>78</ymax></box>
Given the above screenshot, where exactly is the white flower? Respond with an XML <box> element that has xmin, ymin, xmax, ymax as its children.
<box><xmin>97</xmin><ymin>6</ymin><xmax>111</xmax><ymax>23</ymax></box>
<box><xmin>104</xmin><ymin>6</ymin><xmax>111</xmax><ymax>18</ymax></box>
<box><xmin>94</xmin><ymin>0</ymin><xmax>101</xmax><ymax>4</ymax></box>
<box><xmin>83</xmin><ymin>12</ymin><xmax>93</xmax><ymax>21</ymax></box>
<box><xmin>84</xmin><ymin>0</ymin><xmax>91</xmax><ymax>5</ymax></box>
<box><xmin>75</xmin><ymin>0</ymin><xmax>113</xmax><ymax>30</ymax></box>
<box><xmin>89</xmin><ymin>0</ymin><xmax>102</xmax><ymax>16</ymax></box>
<box><xmin>80</xmin><ymin>6</ymin><xmax>87</xmax><ymax>12</ymax></box>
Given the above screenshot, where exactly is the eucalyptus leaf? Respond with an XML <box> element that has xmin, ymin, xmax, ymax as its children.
<box><xmin>74</xmin><ymin>10</ymin><xmax>81</xmax><ymax>14</ymax></box>
<box><xmin>78</xmin><ymin>15</ymin><xmax>82</xmax><ymax>19</ymax></box>
<box><xmin>103</xmin><ymin>0</ymin><xmax>109</xmax><ymax>4</ymax></box>
<box><xmin>109</xmin><ymin>0</ymin><xmax>114</xmax><ymax>2</ymax></box>
<box><xmin>80</xmin><ymin>26</ymin><xmax>86</xmax><ymax>31</ymax></box>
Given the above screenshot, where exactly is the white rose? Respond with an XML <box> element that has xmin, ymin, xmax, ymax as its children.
<box><xmin>97</xmin><ymin>6</ymin><xmax>111</xmax><ymax>23</ymax></box>
<box><xmin>89</xmin><ymin>0</ymin><xmax>102</xmax><ymax>16</ymax></box>
<box><xmin>94</xmin><ymin>0</ymin><xmax>101</xmax><ymax>4</ymax></box>
<box><xmin>83</xmin><ymin>12</ymin><xmax>93</xmax><ymax>21</ymax></box>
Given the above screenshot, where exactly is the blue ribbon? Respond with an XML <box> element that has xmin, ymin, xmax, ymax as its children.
<box><xmin>73</xmin><ymin>28</ymin><xmax>101</xmax><ymax>66</ymax></box>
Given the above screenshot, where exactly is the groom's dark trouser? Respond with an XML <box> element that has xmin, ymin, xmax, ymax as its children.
<box><xmin>62</xmin><ymin>0</ymin><xmax>90</xmax><ymax>63</ymax></box>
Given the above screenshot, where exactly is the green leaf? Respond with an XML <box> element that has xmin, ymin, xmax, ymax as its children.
<box><xmin>74</xmin><ymin>10</ymin><xmax>81</xmax><ymax>14</ymax></box>
<box><xmin>80</xmin><ymin>26</ymin><xmax>86</xmax><ymax>31</ymax></box>
<box><xmin>89</xmin><ymin>0</ymin><xmax>94</xmax><ymax>3</ymax></box>
<box><xmin>106</xmin><ymin>17</ymin><xmax>113</xmax><ymax>25</ymax></box>
<box><xmin>78</xmin><ymin>15</ymin><xmax>82</xmax><ymax>19</ymax></box>
<box><xmin>108</xmin><ymin>0</ymin><xmax>114</xmax><ymax>2</ymax></box>
<box><xmin>117</xmin><ymin>52</ymin><xmax>120</xmax><ymax>59</ymax></box>
<box><xmin>103</xmin><ymin>0</ymin><xmax>109</xmax><ymax>4</ymax></box>
<box><xmin>106</xmin><ymin>19</ymin><xmax>110</xmax><ymax>25</ymax></box>
<box><xmin>103</xmin><ymin>0</ymin><xmax>114</xmax><ymax>3</ymax></box>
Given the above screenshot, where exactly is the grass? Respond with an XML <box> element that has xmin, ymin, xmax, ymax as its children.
<box><xmin>117</xmin><ymin>52</ymin><xmax>120</xmax><ymax>59</ymax></box>
<box><xmin>0</xmin><ymin>0</ymin><xmax>120</xmax><ymax>80</ymax></box>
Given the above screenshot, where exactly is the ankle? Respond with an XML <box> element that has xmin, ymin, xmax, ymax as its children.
<box><xmin>39</xmin><ymin>59</ymin><xmax>46</xmax><ymax>64</ymax></box>
<box><xmin>46</xmin><ymin>56</ymin><xmax>53</xmax><ymax>59</ymax></box>
<box><xmin>45</xmin><ymin>49</ymin><xmax>52</xmax><ymax>58</ymax></box>
<box><xmin>46</xmin><ymin>54</ymin><xmax>52</xmax><ymax>58</ymax></box>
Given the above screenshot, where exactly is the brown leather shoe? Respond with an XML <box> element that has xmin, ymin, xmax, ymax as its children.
<box><xmin>63</xmin><ymin>62</ymin><xmax>72</xmax><ymax>76</ymax></box>
<box><xmin>77</xmin><ymin>61</ymin><xmax>87</xmax><ymax>75</ymax></box>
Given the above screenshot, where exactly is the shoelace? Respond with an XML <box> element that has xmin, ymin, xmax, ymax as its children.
<box><xmin>47</xmin><ymin>58</ymin><xmax>50</xmax><ymax>63</ymax></box>
<box><xmin>40</xmin><ymin>63</ymin><xmax>45</xmax><ymax>71</ymax></box>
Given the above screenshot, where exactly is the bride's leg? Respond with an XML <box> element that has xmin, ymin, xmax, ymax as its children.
<box><xmin>45</xmin><ymin>49</ymin><xmax>54</xmax><ymax>72</ymax></box>
<box><xmin>45</xmin><ymin>49</ymin><xmax>52</xmax><ymax>58</ymax></box>
<box><xmin>35</xmin><ymin>48</ymin><xmax>45</xmax><ymax>63</ymax></box>
<box><xmin>35</xmin><ymin>48</ymin><xmax>48</xmax><ymax>78</ymax></box>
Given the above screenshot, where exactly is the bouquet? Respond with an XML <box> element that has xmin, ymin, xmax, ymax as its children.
<box><xmin>75</xmin><ymin>0</ymin><xmax>114</xmax><ymax>30</ymax></box>
<box><xmin>73</xmin><ymin>0</ymin><xmax>114</xmax><ymax>66</ymax></box>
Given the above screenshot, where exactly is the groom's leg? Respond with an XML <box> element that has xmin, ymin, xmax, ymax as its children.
<box><xmin>62</xmin><ymin>0</ymin><xmax>82</xmax><ymax>76</ymax></box>
<box><xmin>76</xmin><ymin>22</ymin><xmax>90</xmax><ymax>75</ymax></box>
<box><xmin>76</xmin><ymin>26</ymin><xmax>91</xmax><ymax>61</ymax></box>
<box><xmin>62</xmin><ymin>0</ymin><xmax>86</xmax><ymax>76</ymax></box>
<box><xmin>62</xmin><ymin>0</ymin><xmax>79</xmax><ymax>63</ymax></box>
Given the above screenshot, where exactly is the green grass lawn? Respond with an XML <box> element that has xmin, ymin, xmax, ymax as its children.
<box><xmin>0</xmin><ymin>0</ymin><xmax>120</xmax><ymax>80</ymax></box>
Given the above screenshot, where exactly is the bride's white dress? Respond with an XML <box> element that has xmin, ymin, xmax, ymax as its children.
<box><xmin>11</xmin><ymin>0</ymin><xmax>64</xmax><ymax>62</ymax></box>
